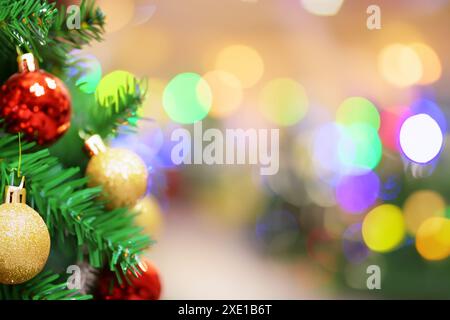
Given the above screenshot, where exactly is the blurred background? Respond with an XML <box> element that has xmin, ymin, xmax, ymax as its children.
<box><xmin>65</xmin><ymin>0</ymin><xmax>450</xmax><ymax>299</ymax></box>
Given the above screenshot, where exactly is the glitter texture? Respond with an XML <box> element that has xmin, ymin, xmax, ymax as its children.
<box><xmin>0</xmin><ymin>59</ymin><xmax>72</xmax><ymax>146</ymax></box>
<box><xmin>86</xmin><ymin>148</ymin><xmax>148</xmax><ymax>209</ymax></box>
<box><xmin>0</xmin><ymin>203</ymin><xmax>50</xmax><ymax>284</ymax></box>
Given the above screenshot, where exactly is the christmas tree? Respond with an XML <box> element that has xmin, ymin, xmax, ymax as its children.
<box><xmin>0</xmin><ymin>0</ymin><xmax>159</xmax><ymax>300</ymax></box>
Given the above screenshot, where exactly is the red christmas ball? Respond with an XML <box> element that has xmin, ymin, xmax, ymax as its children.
<box><xmin>0</xmin><ymin>53</ymin><xmax>71</xmax><ymax>145</ymax></box>
<box><xmin>96</xmin><ymin>258</ymin><xmax>162</xmax><ymax>300</ymax></box>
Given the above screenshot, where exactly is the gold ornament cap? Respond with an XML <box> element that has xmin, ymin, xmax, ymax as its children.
<box><xmin>85</xmin><ymin>134</ymin><xmax>107</xmax><ymax>156</ymax></box>
<box><xmin>5</xmin><ymin>176</ymin><xmax>26</xmax><ymax>204</ymax></box>
<box><xmin>17</xmin><ymin>53</ymin><xmax>38</xmax><ymax>73</ymax></box>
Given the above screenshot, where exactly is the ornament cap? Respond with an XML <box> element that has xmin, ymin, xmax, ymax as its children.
<box><xmin>5</xmin><ymin>176</ymin><xmax>26</xmax><ymax>204</ymax></box>
<box><xmin>17</xmin><ymin>53</ymin><xmax>38</xmax><ymax>72</ymax></box>
<box><xmin>85</xmin><ymin>134</ymin><xmax>107</xmax><ymax>156</ymax></box>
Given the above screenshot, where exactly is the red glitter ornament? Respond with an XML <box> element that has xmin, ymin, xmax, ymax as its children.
<box><xmin>96</xmin><ymin>257</ymin><xmax>162</xmax><ymax>300</ymax></box>
<box><xmin>0</xmin><ymin>53</ymin><xmax>71</xmax><ymax>145</ymax></box>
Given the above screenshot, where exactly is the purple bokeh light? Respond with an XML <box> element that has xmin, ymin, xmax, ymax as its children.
<box><xmin>343</xmin><ymin>223</ymin><xmax>370</xmax><ymax>264</ymax></box>
<box><xmin>335</xmin><ymin>171</ymin><xmax>380</xmax><ymax>214</ymax></box>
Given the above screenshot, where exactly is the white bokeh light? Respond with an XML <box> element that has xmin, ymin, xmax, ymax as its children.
<box><xmin>399</xmin><ymin>113</ymin><xmax>443</xmax><ymax>164</ymax></box>
<box><xmin>301</xmin><ymin>0</ymin><xmax>344</xmax><ymax>16</ymax></box>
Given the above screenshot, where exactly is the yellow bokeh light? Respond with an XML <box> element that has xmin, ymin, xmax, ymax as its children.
<box><xmin>416</xmin><ymin>217</ymin><xmax>450</xmax><ymax>261</ymax></box>
<box><xmin>215</xmin><ymin>45</ymin><xmax>264</xmax><ymax>88</ymax></box>
<box><xmin>301</xmin><ymin>0</ymin><xmax>344</xmax><ymax>16</ymax></box>
<box><xmin>362</xmin><ymin>204</ymin><xmax>405</xmax><ymax>253</ymax></box>
<box><xmin>138</xmin><ymin>78</ymin><xmax>171</xmax><ymax>123</ymax></box>
<box><xmin>115</xmin><ymin>27</ymin><xmax>170</xmax><ymax>74</ymax></box>
<box><xmin>410</xmin><ymin>43</ymin><xmax>442</xmax><ymax>85</ymax></box>
<box><xmin>403</xmin><ymin>190</ymin><xmax>445</xmax><ymax>235</ymax></box>
<box><xmin>203</xmin><ymin>70</ymin><xmax>243</xmax><ymax>118</ymax></box>
<box><xmin>96</xmin><ymin>70</ymin><xmax>136</xmax><ymax>107</ymax></box>
<box><xmin>378</xmin><ymin>43</ymin><xmax>423</xmax><ymax>87</ymax></box>
<box><xmin>97</xmin><ymin>0</ymin><xmax>135</xmax><ymax>33</ymax></box>
<box><xmin>259</xmin><ymin>78</ymin><xmax>309</xmax><ymax>126</ymax></box>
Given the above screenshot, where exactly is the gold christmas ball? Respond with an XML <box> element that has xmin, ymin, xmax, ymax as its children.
<box><xmin>133</xmin><ymin>196</ymin><xmax>163</xmax><ymax>239</ymax></box>
<box><xmin>86</xmin><ymin>148</ymin><xmax>148</xmax><ymax>210</ymax></box>
<box><xmin>0</xmin><ymin>203</ymin><xmax>51</xmax><ymax>284</ymax></box>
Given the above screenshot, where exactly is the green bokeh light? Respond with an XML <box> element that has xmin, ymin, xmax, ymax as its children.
<box><xmin>336</xmin><ymin>97</ymin><xmax>380</xmax><ymax>130</ymax></box>
<box><xmin>163</xmin><ymin>73</ymin><xmax>212</xmax><ymax>124</ymax></box>
<box><xmin>339</xmin><ymin>123</ymin><xmax>382</xmax><ymax>172</ymax></box>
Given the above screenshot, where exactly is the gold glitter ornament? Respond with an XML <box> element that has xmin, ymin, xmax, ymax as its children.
<box><xmin>0</xmin><ymin>177</ymin><xmax>51</xmax><ymax>285</ymax></box>
<box><xmin>85</xmin><ymin>135</ymin><xmax>148</xmax><ymax>210</ymax></box>
<box><xmin>132</xmin><ymin>196</ymin><xmax>163</xmax><ymax>239</ymax></box>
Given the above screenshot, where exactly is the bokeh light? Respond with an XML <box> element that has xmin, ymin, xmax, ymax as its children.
<box><xmin>156</xmin><ymin>123</ymin><xmax>185</xmax><ymax>169</ymax></box>
<box><xmin>201</xmin><ymin>171</ymin><xmax>267</xmax><ymax>226</ymax></box>
<box><xmin>215</xmin><ymin>45</ymin><xmax>264</xmax><ymax>88</ymax></box>
<box><xmin>163</xmin><ymin>72</ymin><xmax>212</xmax><ymax>124</ymax></box>
<box><xmin>69</xmin><ymin>0</ymin><xmax>450</xmax><ymax>299</ymax></box>
<box><xmin>305</xmin><ymin>179</ymin><xmax>336</xmax><ymax>208</ymax></box>
<box><xmin>114</xmin><ymin>26</ymin><xmax>171</xmax><ymax>74</ymax></box>
<box><xmin>378</xmin><ymin>106</ymin><xmax>408</xmax><ymax>151</ymax></box>
<box><xmin>362</xmin><ymin>204</ymin><xmax>405</xmax><ymax>253</ymax></box>
<box><xmin>343</xmin><ymin>223</ymin><xmax>370</xmax><ymax>264</ymax></box>
<box><xmin>335</xmin><ymin>171</ymin><xmax>380</xmax><ymax>214</ymax></box>
<box><xmin>259</xmin><ymin>78</ymin><xmax>309</xmax><ymax>126</ymax></box>
<box><xmin>336</xmin><ymin>97</ymin><xmax>380</xmax><ymax>130</ymax></box>
<box><xmin>379</xmin><ymin>174</ymin><xmax>402</xmax><ymax>201</ymax></box>
<box><xmin>301</xmin><ymin>0</ymin><xmax>344</xmax><ymax>16</ymax></box>
<box><xmin>312</xmin><ymin>123</ymin><xmax>348</xmax><ymax>183</ymax></box>
<box><xmin>132</xmin><ymin>3</ymin><xmax>157</xmax><ymax>26</ymax></box>
<box><xmin>111</xmin><ymin>119</ymin><xmax>164</xmax><ymax>166</ymax></box>
<box><xmin>203</xmin><ymin>70</ymin><xmax>243</xmax><ymax>118</ymax></box>
<box><xmin>96</xmin><ymin>70</ymin><xmax>136</xmax><ymax>106</ymax></box>
<box><xmin>410</xmin><ymin>99</ymin><xmax>446</xmax><ymax>133</ymax></box>
<box><xmin>399</xmin><ymin>113</ymin><xmax>443</xmax><ymax>164</ymax></box>
<box><xmin>66</xmin><ymin>53</ymin><xmax>102</xmax><ymax>94</ymax></box>
<box><xmin>138</xmin><ymin>78</ymin><xmax>171</xmax><ymax>123</ymax></box>
<box><xmin>378</xmin><ymin>43</ymin><xmax>423</xmax><ymax>87</ymax></box>
<box><xmin>338</xmin><ymin>124</ymin><xmax>382</xmax><ymax>173</ymax></box>
<box><xmin>416</xmin><ymin>217</ymin><xmax>450</xmax><ymax>261</ymax></box>
<box><xmin>97</xmin><ymin>0</ymin><xmax>135</xmax><ymax>33</ymax></box>
<box><xmin>403</xmin><ymin>190</ymin><xmax>445</xmax><ymax>235</ymax></box>
<box><xmin>410</xmin><ymin>43</ymin><xmax>442</xmax><ymax>85</ymax></box>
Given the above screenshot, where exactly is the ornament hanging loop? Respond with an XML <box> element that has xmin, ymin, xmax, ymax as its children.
<box><xmin>17</xmin><ymin>53</ymin><xmax>37</xmax><ymax>73</ymax></box>
<box><xmin>5</xmin><ymin>176</ymin><xmax>26</xmax><ymax>204</ymax></box>
<box><xmin>85</xmin><ymin>134</ymin><xmax>107</xmax><ymax>156</ymax></box>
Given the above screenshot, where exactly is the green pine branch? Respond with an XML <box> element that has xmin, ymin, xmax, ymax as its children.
<box><xmin>90</xmin><ymin>75</ymin><xmax>147</xmax><ymax>138</ymax></box>
<box><xmin>42</xmin><ymin>0</ymin><xmax>105</xmax><ymax>72</ymax></box>
<box><xmin>0</xmin><ymin>1</ymin><xmax>152</xmax><ymax>300</ymax></box>
<box><xmin>0</xmin><ymin>271</ymin><xmax>92</xmax><ymax>300</ymax></box>
<box><xmin>49</xmin><ymin>74</ymin><xmax>147</xmax><ymax>169</ymax></box>
<box><xmin>0</xmin><ymin>0</ymin><xmax>105</xmax><ymax>80</ymax></box>
<box><xmin>0</xmin><ymin>132</ymin><xmax>153</xmax><ymax>285</ymax></box>
<box><xmin>0</xmin><ymin>0</ymin><xmax>55</xmax><ymax>59</ymax></box>
<box><xmin>53</xmin><ymin>73</ymin><xmax>147</xmax><ymax>159</ymax></box>
<box><xmin>50</xmin><ymin>0</ymin><xmax>104</xmax><ymax>48</ymax></box>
